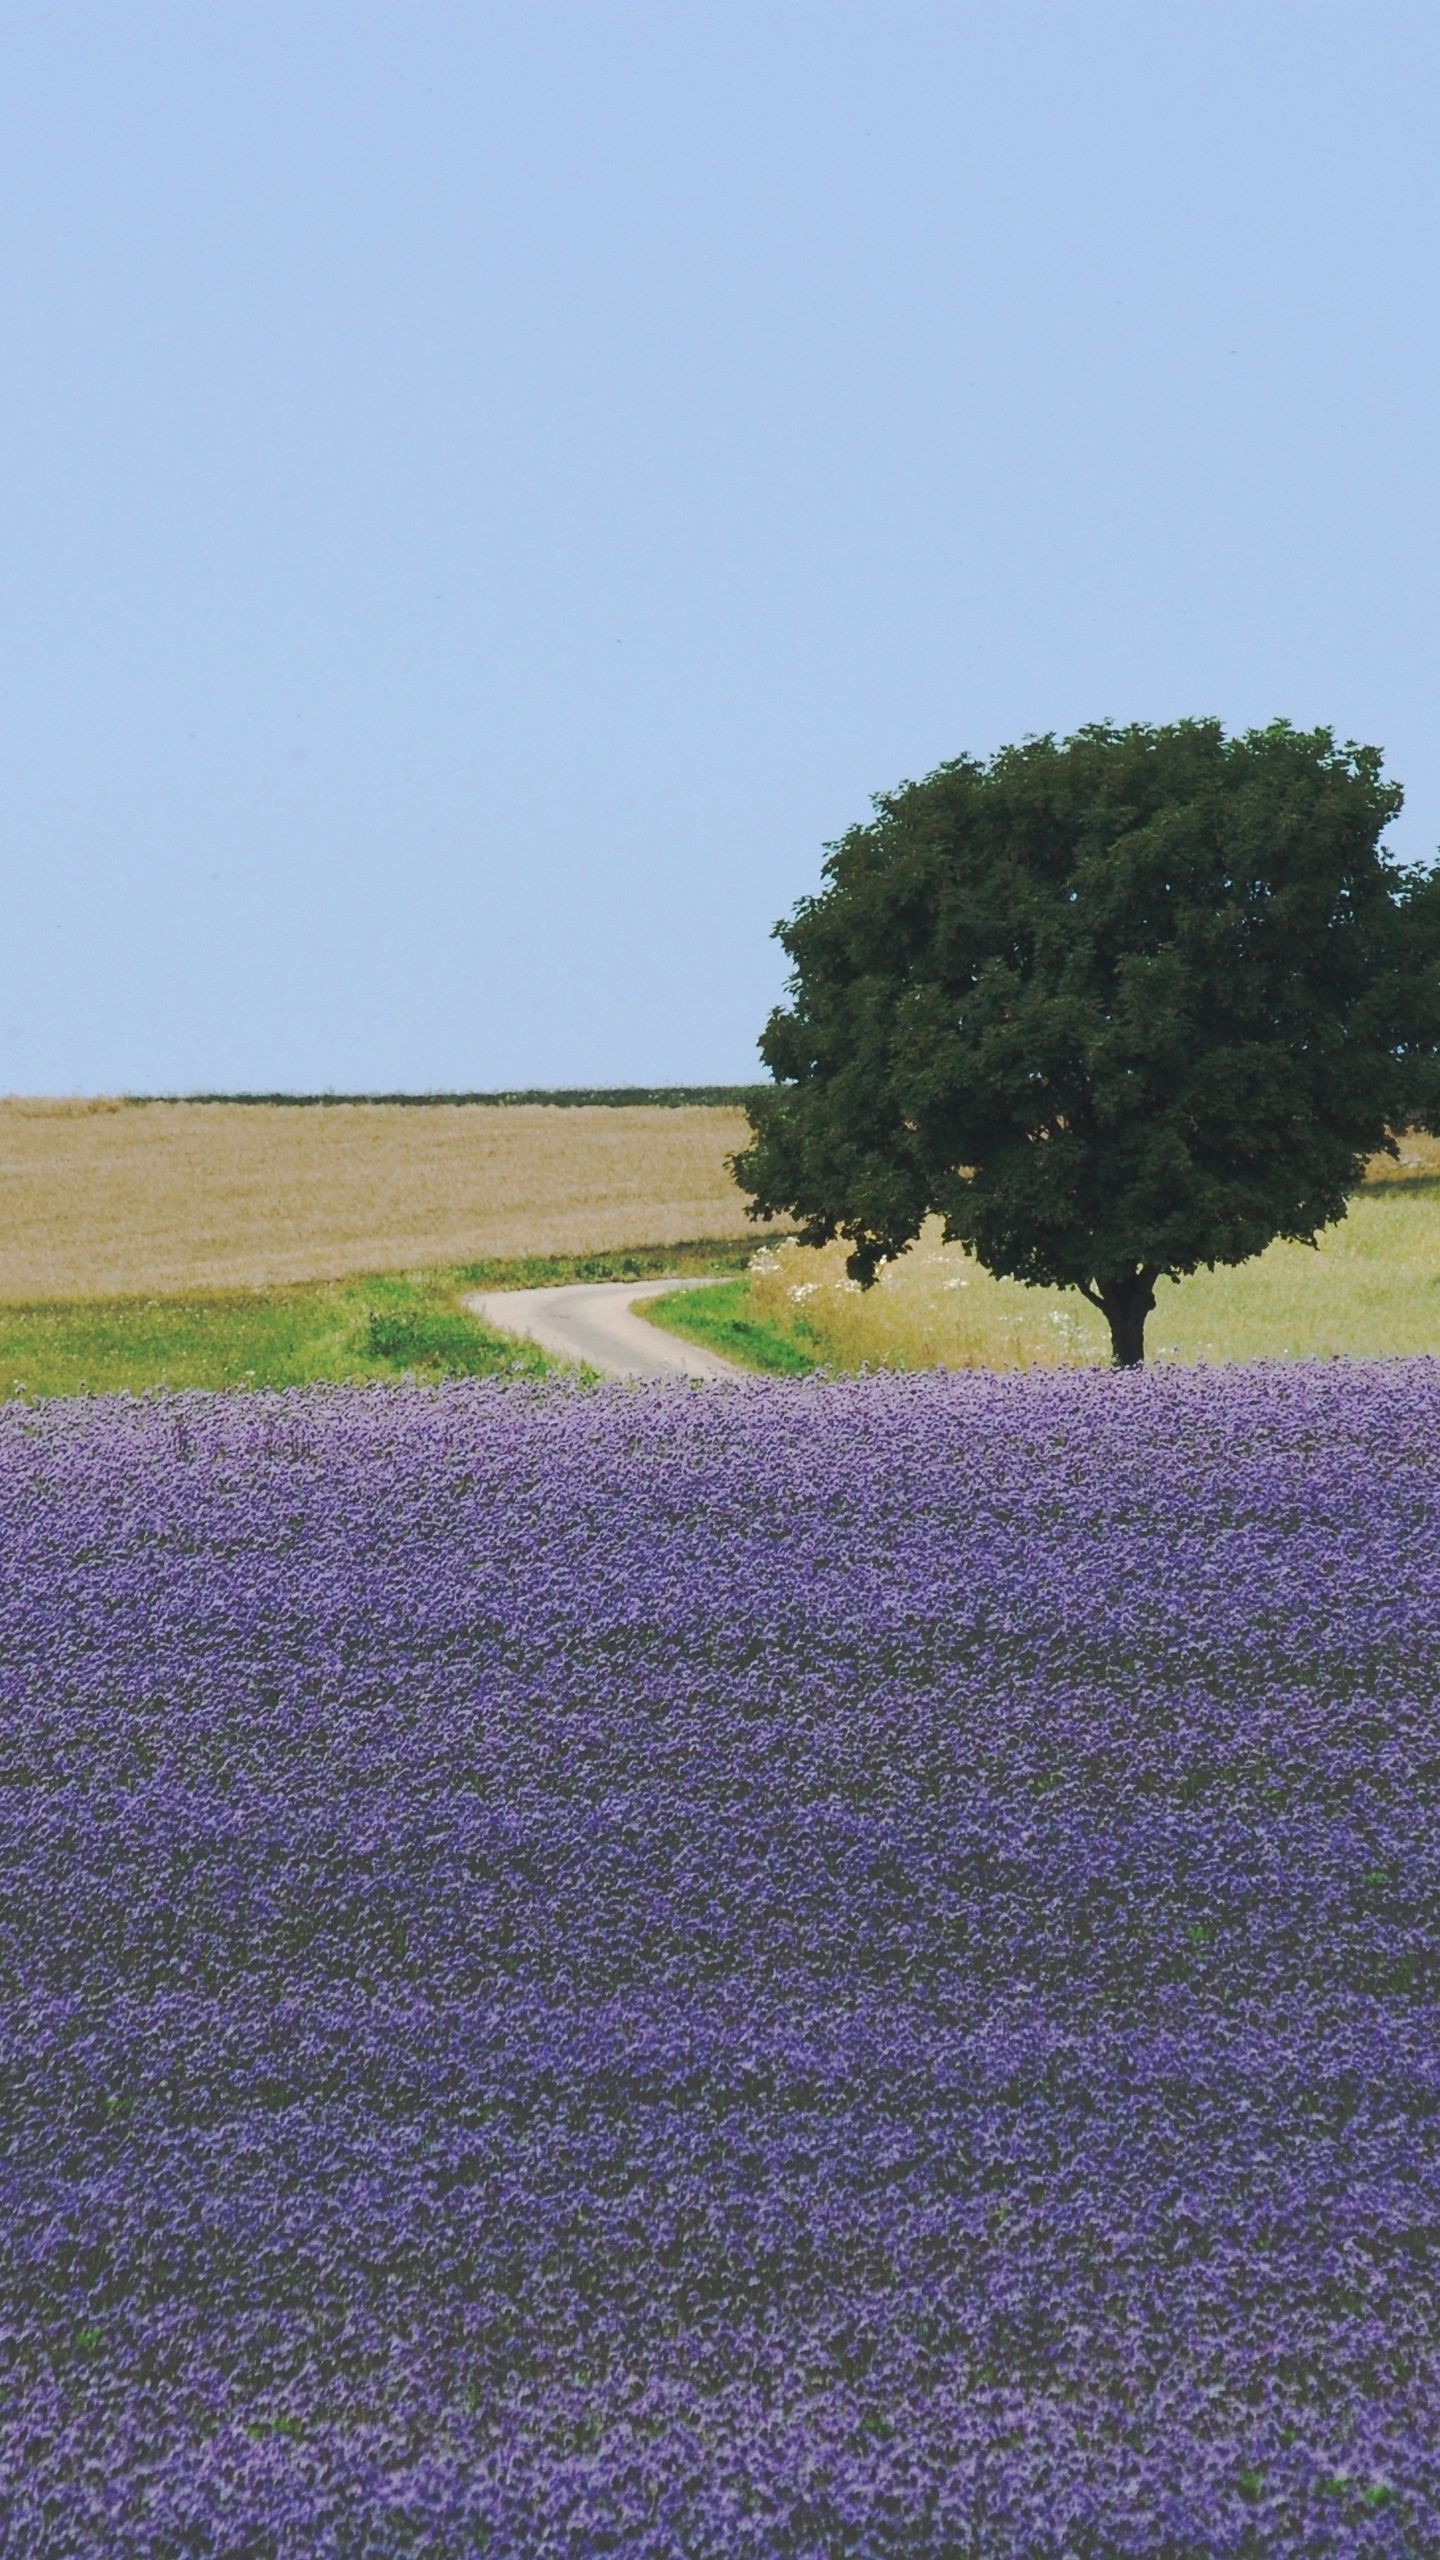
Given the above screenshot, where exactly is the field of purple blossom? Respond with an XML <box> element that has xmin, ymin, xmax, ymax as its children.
<box><xmin>3</xmin><ymin>1364</ymin><xmax>1440</xmax><ymax>2556</ymax></box>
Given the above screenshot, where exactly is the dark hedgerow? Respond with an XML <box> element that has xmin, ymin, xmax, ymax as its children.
<box><xmin>3</xmin><ymin>1363</ymin><xmax>1440</xmax><ymax>2553</ymax></box>
<box><xmin>123</xmin><ymin>1086</ymin><xmax>767</xmax><ymax>1109</ymax></box>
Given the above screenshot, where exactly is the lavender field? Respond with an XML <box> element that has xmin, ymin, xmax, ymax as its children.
<box><xmin>3</xmin><ymin>1366</ymin><xmax>1440</xmax><ymax>2557</ymax></box>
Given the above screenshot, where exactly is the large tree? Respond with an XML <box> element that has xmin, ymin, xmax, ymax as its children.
<box><xmin>735</xmin><ymin>719</ymin><xmax>1440</xmax><ymax>1366</ymax></box>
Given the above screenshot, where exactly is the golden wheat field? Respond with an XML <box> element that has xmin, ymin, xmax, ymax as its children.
<box><xmin>749</xmin><ymin>1133</ymin><xmax>1440</xmax><ymax>1372</ymax></box>
<box><xmin>0</xmin><ymin>1100</ymin><xmax>770</xmax><ymax>1299</ymax></box>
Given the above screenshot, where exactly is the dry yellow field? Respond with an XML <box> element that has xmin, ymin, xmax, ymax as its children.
<box><xmin>0</xmin><ymin>1100</ymin><xmax>771</xmax><ymax>1299</ymax></box>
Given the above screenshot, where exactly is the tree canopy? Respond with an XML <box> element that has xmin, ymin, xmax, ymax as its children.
<box><xmin>734</xmin><ymin>719</ymin><xmax>1440</xmax><ymax>1365</ymax></box>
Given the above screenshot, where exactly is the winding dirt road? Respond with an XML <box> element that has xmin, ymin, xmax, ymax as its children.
<box><xmin>463</xmin><ymin>1277</ymin><xmax>741</xmax><ymax>1380</ymax></box>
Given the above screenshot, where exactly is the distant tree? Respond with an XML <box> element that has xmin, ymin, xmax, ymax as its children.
<box><xmin>734</xmin><ymin>719</ymin><xmax>1440</xmax><ymax>1366</ymax></box>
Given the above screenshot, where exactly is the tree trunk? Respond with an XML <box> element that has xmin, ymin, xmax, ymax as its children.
<box><xmin>1096</xmin><ymin>1270</ymin><xmax>1156</xmax><ymax>1368</ymax></box>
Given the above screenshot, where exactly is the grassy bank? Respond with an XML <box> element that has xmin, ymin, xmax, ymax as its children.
<box><xmin>646</xmin><ymin>1154</ymin><xmax>1440</xmax><ymax>1373</ymax></box>
<box><xmin>637</xmin><ymin>1277</ymin><xmax>819</xmax><ymax>1374</ymax></box>
<box><xmin>0</xmin><ymin>1241</ymin><xmax>753</xmax><ymax>1401</ymax></box>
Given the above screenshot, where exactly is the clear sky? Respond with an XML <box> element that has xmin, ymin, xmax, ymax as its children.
<box><xmin>4</xmin><ymin>0</ymin><xmax>1437</xmax><ymax>1094</ymax></box>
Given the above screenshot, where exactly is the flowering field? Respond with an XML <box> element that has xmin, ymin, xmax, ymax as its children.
<box><xmin>3</xmin><ymin>1365</ymin><xmax>1440</xmax><ymax>2556</ymax></box>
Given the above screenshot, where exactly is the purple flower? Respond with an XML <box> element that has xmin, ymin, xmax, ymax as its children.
<box><xmin>1</xmin><ymin>1362</ymin><xmax>1438</xmax><ymax>2553</ymax></box>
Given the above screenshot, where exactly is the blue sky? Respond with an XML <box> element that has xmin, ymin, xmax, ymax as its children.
<box><xmin>4</xmin><ymin>0</ymin><xmax>1437</xmax><ymax>1093</ymax></box>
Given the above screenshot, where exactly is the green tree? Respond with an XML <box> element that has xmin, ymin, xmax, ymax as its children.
<box><xmin>734</xmin><ymin>719</ymin><xmax>1440</xmax><ymax>1366</ymax></box>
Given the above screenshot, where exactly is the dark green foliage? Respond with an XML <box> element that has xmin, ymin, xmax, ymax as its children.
<box><xmin>362</xmin><ymin>1306</ymin><xmax>527</xmax><ymax>1377</ymax></box>
<box><xmin>735</xmin><ymin>720</ymin><xmax>1440</xmax><ymax>1363</ymax></box>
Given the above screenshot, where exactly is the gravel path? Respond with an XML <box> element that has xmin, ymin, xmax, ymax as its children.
<box><xmin>462</xmin><ymin>1276</ymin><xmax>741</xmax><ymax>1379</ymax></box>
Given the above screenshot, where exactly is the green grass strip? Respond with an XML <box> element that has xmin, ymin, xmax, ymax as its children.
<box><xmin>0</xmin><ymin>1242</ymin><xmax>758</xmax><ymax>1402</ymax></box>
<box><xmin>637</xmin><ymin>1278</ymin><xmax>819</xmax><ymax>1375</ymax></box>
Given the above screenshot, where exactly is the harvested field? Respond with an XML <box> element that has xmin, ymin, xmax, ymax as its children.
<box><xmin>0</xmin><ymin>1100</ymin><xmax>772</xmax><ymax>1298</ymax></box>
